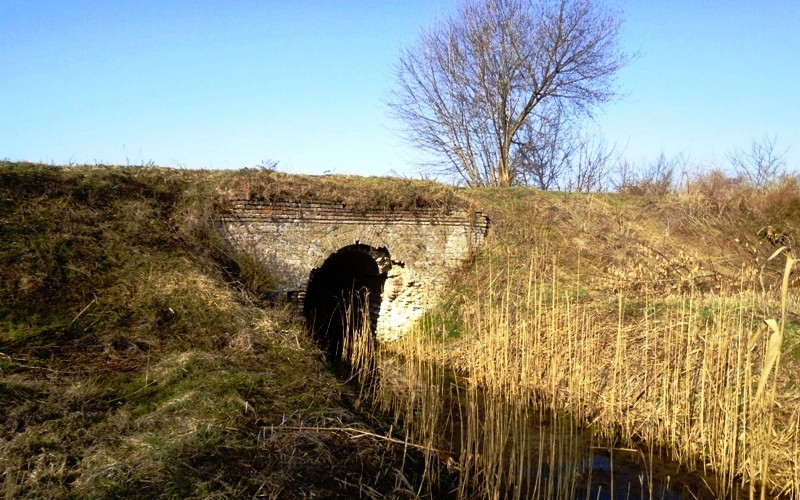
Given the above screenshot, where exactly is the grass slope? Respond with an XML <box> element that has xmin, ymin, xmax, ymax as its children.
<box><xmin>0</xmin><ymin>163</ymin><xmax>453</xmax><ymax>498</ymax></box>
<box><xmin>431</xmin><ymin>183</ymin><xmax>800</xmax><ymax>495</ymax></box>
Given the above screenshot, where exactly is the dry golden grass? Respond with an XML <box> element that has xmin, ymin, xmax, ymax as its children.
<box><xmin>213</xmin><ymin>167</ymin><xmax>463</xmax><ymax>214</ymax></box>
<box><xmin>0</xmin><ymin>162</ymin><xmax>453</xmax><ymax>498</ymax></box>
<box><xmin>356</xmin><ymin>251</ymin><xmax>797</xmax><ymax>497</ymax></box>
<box><xmin>5</xmin><ymin>161</ymin><xmax>800</xmax><ymax>498</ymax></box>
<box><xmin>366</xmin><ymin>181</ymin><xmax>800</xmax><ymax>498</ymax></box>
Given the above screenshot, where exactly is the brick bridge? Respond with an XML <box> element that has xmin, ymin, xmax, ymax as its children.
<box><xmin>218</xmin><ymin>200</ymin><xmax>489</xmax><ymax>350</ymax></box>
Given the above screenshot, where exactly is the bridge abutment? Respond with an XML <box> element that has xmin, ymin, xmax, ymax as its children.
<box><xmin>218</xmin><ymin>200</ymin><xmax>489</xmax><ymax>341</ymax></box>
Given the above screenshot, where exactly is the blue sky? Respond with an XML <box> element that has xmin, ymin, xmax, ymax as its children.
<box><xmin>1</xmin><ymin>1</ymin><xmax>798</xmax><ymax>177</ymax></box>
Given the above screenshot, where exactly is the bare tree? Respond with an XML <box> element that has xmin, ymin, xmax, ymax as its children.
<box><xmin>564</xmin><ymin>131</ymin><xmax>617</xmax><ymax>192</ymax></box>
<box><xmin>517</xmin><ymin>114</ymin><xmax>617</xmax><ymax>192</ymax></box>
<box><xmin>389</xmin><ymin>0</ymin><xmax>628</xmax><ymax>187</ymax></box>
<box><xmin>517</xmin><ymin>105</ymin><xmax>573</xmax><ymax>189</ymax></box>
<box><xmin>614</xmin><ymin>152</ymin><xmax>688</xmax><ymax>195</ymax></box>
<box><xmin>727</xmin><ymin>135</ymin><xmax>787</xmax><ymax>188</ymax></box>
<box><xmin>611</xmin><ymin>157</ymin><xmax>637</xmax><ymax>192</ymax></box>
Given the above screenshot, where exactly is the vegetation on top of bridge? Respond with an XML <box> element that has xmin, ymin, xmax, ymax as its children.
<box><xmin>214</xmin><ymin>167</ymin><xmax>465</xmax><ymax>214</ymax></box>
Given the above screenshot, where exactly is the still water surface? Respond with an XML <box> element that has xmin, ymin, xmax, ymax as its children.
<box><xmin>377</xmin><ymin>363</ymin><xmax>759</xmax><ymax>499</ymax></box>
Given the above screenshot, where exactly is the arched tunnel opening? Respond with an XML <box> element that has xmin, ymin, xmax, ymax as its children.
<box><xmin>303</xmin><ymin>245</ymin><xmax>389</xmax><ymax>365</ymax></box>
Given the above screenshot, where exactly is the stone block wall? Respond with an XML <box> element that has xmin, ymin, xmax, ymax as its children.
<box><xmin>218</xmin><ymin>200</ymin><xmax>489</xmax><ymax>341</ymax></box>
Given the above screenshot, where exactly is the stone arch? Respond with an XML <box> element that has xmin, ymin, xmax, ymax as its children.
<box><xmin>303</xmin><ymin>244</ymin><xmax>391</xmax><ymax>362</ymax></box>
<box><xmin>310</xmin><ymin>232</ymin><xmax>393</xmax><ymax>270</ymax></box>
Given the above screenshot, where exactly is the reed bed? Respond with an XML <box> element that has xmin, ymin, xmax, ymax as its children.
<box><xmin>448</xmin><ymin>247</ymin><xmax>799</xmax><ymax>498</ymax></box>
<box><xmin>343</xmin><ymin>296</ymin><xmax>646</xmax><ymax>497</ymax></box>
<box><xmin>339</xmin><ymin>249</ymin><xmax>799</xmax><ymax>498</ymax></box>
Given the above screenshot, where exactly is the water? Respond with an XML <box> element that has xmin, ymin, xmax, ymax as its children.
<box><xmin>324</xmin><ymin>301</ymin><xmax>766</xmax><ymax>498</ymax></box>
<box><xmin>372</xmin><ymin>360</ymin><xmax>758</xmax><ymax>499</ymax></box>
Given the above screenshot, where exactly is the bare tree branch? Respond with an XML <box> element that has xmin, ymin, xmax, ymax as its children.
<box><xmin>726</xmin><ymin>135</ymin><xmax>788</xmax><ymax>189</ymax></box>
<box><xmin>389</xmin><ymin>0</ymin><xmax>628</xmax><ymax>187</ymax></box>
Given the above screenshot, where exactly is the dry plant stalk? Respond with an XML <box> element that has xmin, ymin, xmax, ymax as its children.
<box><xmin>449</xmin><ymin>246</ymin><xmax>799</xmax><ymax>497</ymax></box>
<box><xmin>337</xmin><ymin>246</ymin><xmax>798</xmax><ymax>498</ymax></box>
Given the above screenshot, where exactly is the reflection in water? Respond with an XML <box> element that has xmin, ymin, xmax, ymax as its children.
<box><xmin>368</xmin><ymin>355</ymin><xmax>755</xmax><ymax>499</ymax></box>
<box><xmin>330</xmin><ymin>304</ymin><xmax>759</xmax><ymax>498</ymax></box>
<box><xmin>444</xmin><ymin>371</ymin><xmax>725</xmax><ymax>499</ymax></box>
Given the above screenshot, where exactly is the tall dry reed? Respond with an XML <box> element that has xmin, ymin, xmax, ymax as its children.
<box><xmin>452</xmin><ymin>246</ymin><xmax>799</xmax><ymax>497</ymax></box>
<box><xmin>338</xmin><ymin>250</ymin><xmax>798</xmax><ymax>497</ymax></box>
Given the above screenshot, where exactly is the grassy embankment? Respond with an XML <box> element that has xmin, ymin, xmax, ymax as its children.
<box><xmin>0</xmin><ymin>163</ymin><xmax>460</xmax><ymax>498</ymax></box>
<box><xmin>395</xmin><ymin>180</ymin><xmax>800</xmax><ymax>497</ymax></box>
<box><xmin>3</xmin><ymin>162</ymin><xmax>800</xmax><ymax>498</ymax></box>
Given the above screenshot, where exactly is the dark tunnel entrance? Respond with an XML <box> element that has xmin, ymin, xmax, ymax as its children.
<box><xmin>303</xmin><ymin>245</ymin><xmax>389</xmax><ymax>364</ymax></box>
